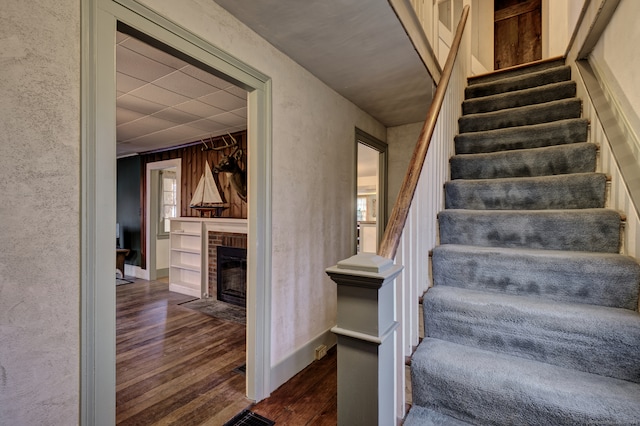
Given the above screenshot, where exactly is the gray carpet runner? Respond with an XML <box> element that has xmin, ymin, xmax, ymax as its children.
<box><xmin>406</xmin><ymin>59</ymin><xmax>640</xmax><ymax>425</ymax></box>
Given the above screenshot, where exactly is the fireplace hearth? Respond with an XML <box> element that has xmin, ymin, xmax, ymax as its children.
<box><xmin>216</xmin><ymin>245</ymin><xmax>247</xmax><ymax>307</ymax></box>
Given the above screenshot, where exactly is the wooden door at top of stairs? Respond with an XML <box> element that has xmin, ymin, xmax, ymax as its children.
<box><xmin>494</xmin><ymin>0</ymin><xmax>541</xmax><ymax>70</ymax></box>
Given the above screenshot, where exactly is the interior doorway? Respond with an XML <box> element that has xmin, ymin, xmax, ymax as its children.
<box><xmin>145</xmin><ymin>160</ymin><xmax>181</xmax><ymax>281</ymax></box>
<box><xmin>83</xmin><ymin>1</ymin><xmax>273</xmax><ymax>422</ymax></box>
<box><xmin>494</xmin><ymin>0</ymin><xmax>542</xmax><ymax>69</ymax></box>
<box><xmin>356</xmin><ymin>129</ymin><xmax>387</xmax><ymax>254</ymax></box>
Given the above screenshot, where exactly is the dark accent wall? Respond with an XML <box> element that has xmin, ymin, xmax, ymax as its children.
<box><xmin>117</xmin><ymin>155</ymin><xmax>142</xmax><ymax>266</ymax></box>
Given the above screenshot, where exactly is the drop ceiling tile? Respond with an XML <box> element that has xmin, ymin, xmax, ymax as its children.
<box><xmin>117</xmin><ymin>72</ymin><xmax>148</xmax><ymax>93</ymax></box>
<box><xmin>116</xmin><ymin>32</ymin><xmax>128</xmax><ymax>44</ymax></box>
<box><xmin>199</xmin><ymin>90</ymin><xmax>246</xmax><ymax>111</ymax></box>
<box><xmin>117</xmin><ymin>46</ymin><xmax>175</xmax><ymax>83</ymax></box>
<box><xmin>230</xmin><ymin>107</ymin><xmax>247</xmax><ymax>119</ymax></box>
<box><xmin>181</xmin><ymin>65</ymin><xmax>232</xmax><ymax>89</ymax></box>
<box><xmin>130</xmin><ymin>84</ymin><xmax>191</xmax><ymax>107</ymax></box>
<box><xmin>173</xmin><ymin>99</ymin><xmax>226</xmax><ymax>117</ymax></box>
<box><xmin>188</xmin><ymin>118</ymin><xmax>231</xmax><ymax>132</ymax></box>
<box><xmin>208</xmin><ymin>112</ymin><xmax>245</xmax><ymax>127</ymax></box>
<box><xmin>154</xmin><ymin>70</ymin><xmax>220</xmax><ymax>99</ymax></box>
<box><xmin>117</xmin><ymin>94</ymin><xmax>166</xmax><ymax>116</ymax></box>
<box><xmin>152</xmin><ymin>107</ymin><xmax>201</xmax><ymax>125</ymax></box>
<box><xmin>224</xmin><ymin>85</ymin><xmax>248</xmax><ymax>99</ymax></box>
<box><xmin>118</xmin><ymin>115</ymin><xmax>180</xmax><ymax>142</ymax></box>
<box><xmin>120</xmin><ymin>36</ymin><xmax>186</xmax><ymax>70</ymax></box>
<box><xmin>116</xmin><ymin>107</ymin><xmax>147</xmax><ymax>125</ymax></box>
<box><xmin>129</xmin><ymin>125</ymin><xmax>209</xmax><ymax>149</ymax></box>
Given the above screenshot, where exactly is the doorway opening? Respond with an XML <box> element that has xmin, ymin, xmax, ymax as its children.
<box><xmin>494</xmin><ymin>0</ymin><xmax>542</xmax><ymax>69</ymax></box>
<box><xmin>356</xmin><ymin>129</ymin><xmax>387</xmax><ymax>254</ymax></box>
<box><xmin>83</xmin><ymin>1</ymin><xmax>273</xmax><ymax>422</ymax></box>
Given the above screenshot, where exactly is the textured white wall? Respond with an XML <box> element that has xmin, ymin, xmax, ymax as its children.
<box><xmin>0</xmin><ymin>1</ymin><xmax>80</xmax><ymax>424</ymax></box>
<box><xmin>138</xmin><ymin>0</ymin><xmax>386</xmax><ymax>369</ymax></box>
<box><xmin>591</xmin><ymin>0</ymin><xmax>640</xmax><ymax>141</ymax></box>
<box><xmin>387</xmin><ymin>122</ymin><xmax>423</xmax><ymax>218</ymax></box>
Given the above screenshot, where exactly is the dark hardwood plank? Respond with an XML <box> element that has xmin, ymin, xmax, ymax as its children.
<box><xmin>116</xmin><ymin>278</ymin><xmax>250</xmax><ymax>425</ymax></box>
<box><xmin>117</xmin><ymin>278</ymin><xmax>339</xmax><ymax>425</ymax></box>
<box><xmin>251</xmin><ymin>347</ymin><xmax>337</xmax><ymax>425</ymax></box>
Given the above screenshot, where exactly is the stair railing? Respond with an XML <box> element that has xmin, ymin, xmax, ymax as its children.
<box><xmin>325</xmin><ymin>5</ymin><xmax>470</xmax><ymax>425</ymax></box>
<box><xmin>378</xmin><ymin>4</ymin><xmax>469</xmax><ymax>260</ymax></box>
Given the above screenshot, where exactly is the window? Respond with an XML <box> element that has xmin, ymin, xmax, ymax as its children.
<box><xmin>159</xmin><ymin>170</ymin><xmax>177</xmax><ymax>235</ymax></box>
<box><xmin>357</xmin><ymin>196</ymin><xmax>367</xmax><ymax>222</ymax></box>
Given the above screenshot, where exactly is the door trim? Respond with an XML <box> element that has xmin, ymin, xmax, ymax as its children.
<box><xmin>81</xmin><ymin>0</ymin><xmax>273</xmax><ymax>423</ymax></box>
<box><xmin>355</xmin><ymin>128</ymin><xmax>388</xmax><ymax>252</ymax></box>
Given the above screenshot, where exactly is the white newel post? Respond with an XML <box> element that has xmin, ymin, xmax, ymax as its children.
<box><xmin>326</xmin><ymin>253</ymin><xmax>403</xmax><ymax>426</ymax></box>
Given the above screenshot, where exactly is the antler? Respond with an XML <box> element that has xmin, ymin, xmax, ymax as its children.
<box><xmin>201</xmin><ymin>133</ymin><xmax>239</xmax><ymax>151</ymax></box>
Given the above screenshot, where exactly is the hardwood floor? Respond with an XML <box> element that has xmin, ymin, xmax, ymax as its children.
<box><xmin>116</xmin><ymin>278</ymin><xmax>250</xmax><ymax>425</ymax></box>
<box><xmin>116</xmin><ymin>278</ymin><xmax>338</xmax><ymax>425</ymax></box>
<box><xmin>250</xmin><ymin>346</ymin><xmax>337</xmax><ymax>425</ymax></box>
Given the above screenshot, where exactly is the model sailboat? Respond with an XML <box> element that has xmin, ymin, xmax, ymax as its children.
<box><xmin>189</xmin><ymin>161</ymin><xmax>228</xmax><ymax>215</ymax></box>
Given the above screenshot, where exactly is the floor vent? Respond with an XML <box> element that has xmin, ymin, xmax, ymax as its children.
<box><xmin>224</xmin><ymin>410</ymin><xmax>275</xmax><ymax>426</ymax></box>
<box><xmin>233</xmin><ymin>363</ymin><xmax>246</xmax><ymax>375</ymax></box>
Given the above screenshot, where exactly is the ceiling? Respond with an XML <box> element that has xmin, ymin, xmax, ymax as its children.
<box><xmin>212</xmin><ymin>0</ymin><xmax>434</xmax><ymax>127</ymax></box>
<box><xmin>115</xmin><ymin>0</ymin><xmax>434</xmax><ymax>157</ymax></box>
<box><xmin>116</xmin><ymin>31</ymin><xmax>247</xmax><ymax>157</ymax></box>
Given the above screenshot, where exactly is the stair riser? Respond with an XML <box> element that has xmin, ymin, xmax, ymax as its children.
<box><xmin>455</xmin><ymin>119</ymin><xmax>588</xmax><ymax>154</ymax></box>
<box><xmin>423</xmin><ymin>287</ymin><xmax>640</xmax><ymax>383</ymax></box>
<box><xmin>462</xmin><ymin>81</ymin><xmax>576</xmax><ymax>115</ymax></box>
<box><xmin>465</xmin><ymin>66</ymin><xmax>571</xmax><ymax>99</ymax></box>
<box><xmin>468</xmin><ymin>58</ymin><xmax>565</xmax><ymax>86</ymax></box>
<box><xmin>459</xmin><ymin>99</ymin><xmax>582</xmax><ymax>133</ymax></box>
<box><xmin>438</xmin><ymin>209</ymin><xmax>621</xmax><ymax>252</ymax></box>
<box><xmin>411</xmin><ymin>339</ymin><xmax>640</xmax><ymax>425</ymax></box>
<box><xmin>451</xmin><ymin>142</ymin><xmax>596</xmax><ymax>179</ymax></box>
<box><xmin>445</xmin><ymin>173</ymin><xmax>606</xmax><ymax>210</ymax></box>
<box><xmin>432</xmin><ymin>245</ymin><xmax>640</xmax><ymax>310</ymax></box>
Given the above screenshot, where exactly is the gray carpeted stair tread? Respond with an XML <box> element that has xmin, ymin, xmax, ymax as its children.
<box><xmin>444</xmin><ymin>173</ymin><xmax>606</xmax><ymax>210</ymax></box>
<box><xmin>459</xmin><ymin>98</ymin><xmax>582</xmax><ymax>133</ymax></box>
<box><xmin>451</xmin><ymin>142</ymin><xmax>596</xmax><ymax>179</ymax></box>
<box><xmin>411</xmin><ymin>338</ymin><xmax>640</xmax><ymax>425</ymax></box>
<box><xmin>438</xmin><ymin>208</ymin><xmax>621</xmax><ymax>252</ymax></box>
<box><xmin>468</xmin><ymin>58</ymin><xmax>565</xmax><ymax>86</ymax></box>
<box><xmin>423</xmin><ymin>286</ymin><xmax>640</xmax><ymax>382</ymax></box>
<box><xmin>404</xmin><ymin>406</ymin><xmax>471</xmax><ymax>426</ymax></box>
<box><xmin>455</xmin><ymin>118</ymin><xmax>589</xmax><ymax>154</ymax></box>
<box><xmin>432</xmin><ymin>244</ymin><xmax>640</xmax><ymax>310</ymax></box>
<box><xmin>462</xmin><ymin>80</ymin><xmax>576</xmax><ymax>115</ymax></box>
<box><xmin>465</xmin><ymin>65</ymin><xmax>571</xmax><ymax>99</ymax></box>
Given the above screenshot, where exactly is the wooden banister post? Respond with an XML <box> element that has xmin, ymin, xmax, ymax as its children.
<box><xmin>326</xmin><ymin>253</ymin><xmax>403</xmax><ymax>425</ymax></box>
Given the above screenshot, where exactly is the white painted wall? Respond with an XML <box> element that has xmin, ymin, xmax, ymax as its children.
<box><xmin>591</xmin><ymin>0</ymin><xmax>640</xmax><ymax>144</ymax></box>
<box><xmin>137</xmin><ymin>0</ymin><xmax>386</xmax><ymax>384</ymax></box>
<box><xmin>0</xmin><ymin>1</ymin><xmax>80</xmax><ymax>424</ymax></box>
<box><xmin>545</xmin><ymin>0</ymin><xmax>586</xmax><ymax>58</ymax></box>
<box><xmin>156</xmin><ymin>239</ymin><xmax>170</xmax><ymax>270</ymax></box>
<box><xmin>386</xmin><ymin>122</ymin><xmax>424</xmax><ymax>219</ymax></box>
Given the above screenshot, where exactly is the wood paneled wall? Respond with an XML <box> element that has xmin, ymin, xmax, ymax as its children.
<box><xmin>141</xmin><ymin>130</ymin><xmax>247</xmax><ymax>219</ymax></box>
<box><xmin>138</xmin><ymin>130</ymin><xmax>247</xmax><ymax>269</ymax></box>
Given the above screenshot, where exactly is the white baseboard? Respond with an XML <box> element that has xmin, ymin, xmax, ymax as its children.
<box><xmin>169</xmin><ymin>282</ymin><xmax>200</xmax><ymax>298</ymax></box>
<box><xmin>269</xmin><ymin>328</ymin><xmax>337</xmax><ymax>393</ymax></box>
<box><xmin>124</xmin><ymin>264</ymin><xmax>149</xmax><ymax>280</ymax></box>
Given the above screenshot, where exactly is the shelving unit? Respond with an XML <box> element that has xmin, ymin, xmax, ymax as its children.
<box><xmin>169</xmin><ymin>219</ymin><xmax>205</xmax><ymax>298</ymax></box>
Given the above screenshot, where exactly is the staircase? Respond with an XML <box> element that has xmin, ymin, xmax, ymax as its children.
<box><xmin>404</xmin><ymin>59</ymin><xmax>640</xmax><ymax>425</ymax></box>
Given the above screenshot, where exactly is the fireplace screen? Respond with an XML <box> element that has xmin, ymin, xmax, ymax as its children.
<box><xmin>216</xmin><ymin>245</ymin><xmax>247</xmax><ymax>306</ymax></box>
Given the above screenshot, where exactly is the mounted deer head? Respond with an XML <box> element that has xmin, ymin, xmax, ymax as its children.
<box><xmin>203</xmin><ymin>134</ymin><xmax>247</xmax><ymax>202</ymax></box>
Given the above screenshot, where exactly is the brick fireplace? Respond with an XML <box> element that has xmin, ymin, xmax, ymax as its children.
<box><xmin>208</xmin><ymin>231</ymin><xmax>247</xmax><ymax>301</ymax></box>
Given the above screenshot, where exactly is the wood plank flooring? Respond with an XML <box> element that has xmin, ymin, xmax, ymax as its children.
<box><xmin>250</xmin><ymin>346</ymin><xmax>337</xmax><ymax>425</ymax></box>
<box><xmin>116</xmin><ymin>278</ymin><xmax>338</xmax><ymax>425</ymax></box>
<box><xmin>116</xmin><ymin>278</ymin><xmax>250</xmax><ymax>425</ymax></box>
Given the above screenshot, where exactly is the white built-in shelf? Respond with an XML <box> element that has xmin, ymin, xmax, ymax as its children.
<box><xmin>170</xmin><ymin>262</ymin><xmax>201</xmax><ymax>273</ymax></box>
<box><xmin>170</xmin><ymin>247</ymin><xmax>201</xmax><ymax>254</ymax></box>
<box><xmin>168</xmin><ymin>217</ymin><xmax>248</xmax><ymax>299</ymax></box>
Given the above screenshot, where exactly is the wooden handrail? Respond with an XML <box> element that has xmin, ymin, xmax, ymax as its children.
<box><xmin>378</xmin><ymin>5</ymin><xmax>470</xmax><ymax>259</ymax></box>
